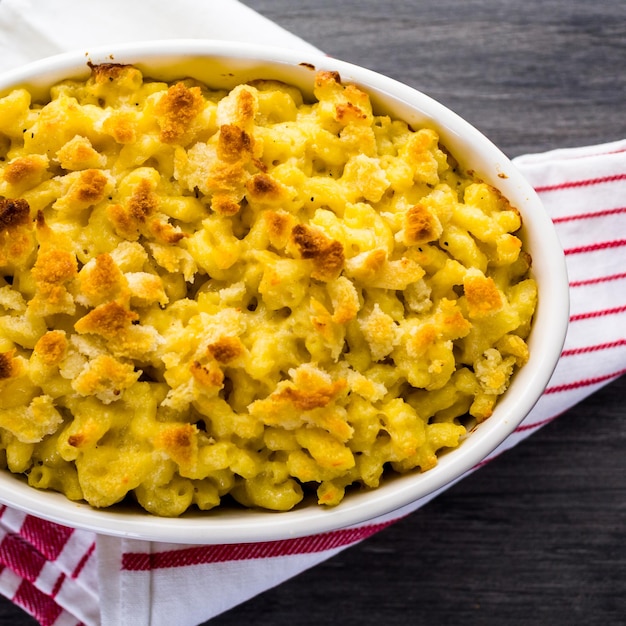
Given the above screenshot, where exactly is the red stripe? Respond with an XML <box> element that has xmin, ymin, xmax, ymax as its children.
<box><xmin>586</xmin><ymin>146</ymin><xmax>626</xmax><ymax>157</ymax></box>
<box><xmin>122</xmin><ymin>521</ymin><xmax>396</xmax><ymax>571</ymax></box>
<box><xmin>71</xmin><ymin>541</ymin><xmax>96</xmax><ymax>579</ymax></box>
<box><xmin>570</xmin><ymin>271</ymin><xmax>626</xmax><ymax>287</ymax></box>
<box><xmin>19</xmin><ymin>516</ymin><xmax>73</xmax><ymax>561</ymax></box>
<box><xmin>552</xmin><ymin>206</ymin><xmax>626</xmax><ymax>223</ymax></box>
<box><xmin>570</xmin><ymin>304</ymin><xmax>626</xmax><ymax>322</ymax></box>
<box><xmin>50</xmin><ymin>572</ymin><xmax>65</xmax><ymax>599</ymax></box>
<box><xmin>535</xmin><ymin>172</ymin><xmax>626</xmax><ymax>192</ymax></box>
<box><xmin>0</xmin><ymin>533</ymin><xmax>46</xmax><ymax>583</ymax></box>
<box><xmin>564</xmin><ymin>146</ymin><xmax>626</xmax><ymax>159</ymax></box>
<box><xmin>545</xmin><ymin>367</ymin><xmax>626</xmax><ymax>394</ymax></box>
<box><xmin>564</xmin><ymin>239</ymin><xmax>626</xmax><ymax>256</ymax></box>
<box><xmin>561</xmin><ymin>339</ymin><xmax>626</xmax><ymax>357</ymax></box>
<box><xmin>514</xmin><ymin>415</ymin><xmax>559</xmax><ymax>433</ymax></box>
<box><xmin>12</xmin><ymin>578</ymin><xmax>63</xmax><ymax>626</ymax></box>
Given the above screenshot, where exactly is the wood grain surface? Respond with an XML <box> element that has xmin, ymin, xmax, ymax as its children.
<box><xmin>1</xmin><ymin>0</ymin><xmax>624</xmax><ymax>624</ymax></box>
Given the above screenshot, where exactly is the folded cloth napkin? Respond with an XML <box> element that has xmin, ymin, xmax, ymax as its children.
<box><xmin>0</xmin><ymin>1</ymin><xmax>625</xmax><ymax>624</ymax></box>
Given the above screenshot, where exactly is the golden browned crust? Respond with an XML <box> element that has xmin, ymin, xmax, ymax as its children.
<box><xmin>314</xmin><ymin>71</ymin><xmax>371</xmax><ymax>125</ymax></box>
<box><xmin>404</xmin><ymin>203</ymin><xmax>442</xmax><ymax>244</ymax></box>
<box><xmin>246</xmin><ymin>173</ymin><xmax>282</xmax><ymax>201</ymax></box>
<box><xmin>329</xmin><ymin>284</ymin><xmax>359</xmax><ymax>325</ymax></box>
<box><xmin>3</xmin><ymin>156</ymin><xmax>47</xmax><ymax>186</ymax></box>
<box><xmin>80</xmin><ymin>253</ymin><xmax>126</xmax><ymax>303</ymax></box>
<box><xmin>440</xmin><ymin>304</ymin><xmax>473</xmax><ymax>339</ymax></box>
<box><xmin>102</xmin><ymin>113</ymin><xmax>136</xmax><ymax>144</ymax></box>
<box><xmin>34</xmin><ymin>209</ymin><xmax>46</xmax><ymax>230</ymax></box>
<box><xmin>210</xmin><ymin>194</ymin><xmax>241</xmax><ymax>217</ymax></box>
<box><xmin>264</xmin><ymin>210</ymin><xmax>295</xmax><ymax>248</ymax></box>
<box><xmin>148</xmin><ymin>219</ymin><xmax>187</xmax><ymax>244</ymax></box>
<box><xmin>107</xmin><ymin>204</ymin><xmax>137</xmax><ymax>240</ymax></box>
<box><xmin>89</xmin><ymin>62</ymin><xmax>129</xmax><ymax>84</ymax></box>
<box><xmin>291</xmin><ymin>223</ymin><xmax>328</xmax><ymax>258</ymax></box>
<box><xmin>67</xmin><ymin>433</ymin><xmax>85</xmax><ymax>448</ymax></box>
<box><xmin>57</xmin><ymin>136</ymin><xmax>106</xmax><ymax>169</ymax></box>
<box><xmin>275</xmin><ymin>379</ymin><xmax>347</xmax><ymax>411</ymax></box>
<box><xmin>464</xmin><ymin>273</ymin><xmax>503</xmax><ymax>317</ymax></box>
<box><xmin>128</xmin><ymin>178</ymin><xmax>157</xmax><ymax>222</ymax></box>
<box><xmin>33</xmin><ymin>331</ymin><xmax>68</xmax><ymax>366</ymax></box>
<box><xmin>410</xmin><ymin>324</ymin><xmax>438</xmax><ymax>354</ymax></box>
<box><xmin>314</xmin><ymin>240</ymin><xmax>345</xmax><ymax>281</ymax></box>
<box><xmin>71</xmin><ymin>169</ymin><xmax>108</xmax><ymax>205</ymax></box>
<box><xmin>291</xmin><ymin>223</ymin><xmax>345</xmax><ymax>281</ymax></box>
<box><xmin>0</xmin><ymin>350</ymin><xmax>18</xmax><ymax>380</ymax></box>
<box><xmin>32</xmin><ymin>249</ymin><xmax>77</xmax><ymax>285</ymax></box>
<box><xmin>72</xmin><ymin>354</ymin><xmax>137</xmax><ymax>397</ymax></box>
<box><xmin>74</xmin><ymin>301</ymin><xmax>138</xmax><ymax>338</ymax></box>
<box><xmin>189</xmin><ymin>360</ymin><xmax>224</xmax><ymax>388</ymax></box>
<box><xmin>217</xmin><ymin>124</ymin><xmax>254</xmax><ymax>162</ymax></box>
<box><xmin>156</xmin><ymin>82</ymin><xmax>204</xmax><ymax>143</ymax></box>
<box><xmin>0</xmin><ymin>198</ymin><xmax>31</xmax><ymax>230</ymax></box>
<box><xmin>108</xmin><ymin>179</ymin><xmax>159</xmax><ymax>240</ymax></box>
<box><xmin>205</xmin><ymin>161</ymin><xmax>247</xmax><ymax>196</ymax></box>
<box><xmin>315</xmin><ymin>70</ymin><xmax>342</xmax><ymax>88</ymax></box>
<box><xmin>335</xmin><ymin>101</ymin><xmax>368</xmax><ymax>124</ymax></box>
<box><xmin>235</xmin><ymin>87</ymin><xmax>256</xmax><ymax>124</ymax></box>
<box><xmin>206</xmin><ymin>336</ymin><xmax>244</xmax><ymax>364</ymax></box>
<box><xmin>221</xmin><ymin>85</ymin><xmax>257</xmax><ymax>128</ymax></box>
<box><xmin>155</xmin><ymin>423</ymin><xmax>197</xmax><ymax>466</ymax></box>
<box><xmin>345</xmin><ymin>248</ymin><xmax>387</xmax><ymax>282</ymax></box>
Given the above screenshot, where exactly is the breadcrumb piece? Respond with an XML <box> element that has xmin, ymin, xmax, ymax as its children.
<box><xmin>0</xmin><ymin>395</ymin><xmax>63</xmax><ymax>443</ymax></box>
<box><xmin>33</xmin><ymin>330</ymin><xmax>68</xmax><ymax>366</ymax></box>
<box><xmin>474</xmin><ymin>348</ymin><xmax>516</xmax><ymax>395</ymax></box>
<box><xmin>59</xmin><ymin>169</ymin><xmax>110</xmax><ymax>211</ymax></box>
<box><xmin>206</xmin><ymin>336</ymin><xmax>244</xmax><ymax>364</ymax></box>
<box><xmin>74</xmin><ymin>301</ymin><xmax>137</xmax><ymax>338</ymax></box>
<box><xmin>3</xmin><ymin>154</ymin><xmax>49</xmax><ymax>187</ymax></box>
<box><xmin>217</xmin><ymin>124</ymin><xmax>254</xmax><ymax>161</ymax></box>
<box><xmin>0</xmin><ymin>199</ymin><xmax>35</xmax><ymax>269</ymax></box>
<box><xmin>0</xmin><ymin>350</ymin><xmax>19</xmax><ymax>379</ymax></box>
<box><xmin>464</xmin><ymin>270</ymin><xmax>503</xmax><ymax>318</ymax></box>
<box><xmin>72</xmin><ymin>354</ymin><xmax>140</xmax><ymax>404</ymax></box>
<box><xmin>291</xmin><ymin>223</ymin><xmax>345</xmax><ymax>281</ymax></box>
<box><xmin>250</xmin><ymin>364</ymin><xmax>347</xmax><ymax>420</ymax></box>
<box><xmin>156</xmin><ymin>82</ymin><xmax>204</xmax><ymax>143</ymax></box>
<box><xmin>56</xmin><ymin>136</ymin><xmax>106</xmax><ymax>170</ymax></box>
<box><xmin>216</xmin><ymin>84</ymin><xmax>258</xmax><ymax>129</ymax></box>
<box><xmin>29</xmin><ymin>248</ymin><xmax>77</xmax><ymax>316</ymax></box>
<box><xmin>0</xmin><ymin>198</ymin><xmax>31</xmax><ymax>230</ymax></box>
<box><xmin>403</xmin><ymin>203</ymin><xmax>443</xmax><ymax>245</ymax></box>
<box><xmin>154</xmin><ymin>423</ymin><xmax>199</xmax><ymax>469</ymax></box>
<box><xmin>75</xmin><ymin>253</ymin><xmax>128</xmax><ymax>308</ymax></box>
<box><xmin>359</xmin><ymin>303</ymin><xmax>400</xmax><ymax>361</ymax></box>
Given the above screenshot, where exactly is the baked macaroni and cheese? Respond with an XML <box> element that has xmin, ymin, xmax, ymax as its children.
<box><xmin>0</xmin><ymin>64</ymin><xmax>536</xmax><ymax>515</ymax></box>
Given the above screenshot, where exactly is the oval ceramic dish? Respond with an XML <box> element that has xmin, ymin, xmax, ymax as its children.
<box><xmin>0</xmin><ymin>40</ymin><xmax>569</xmax><ymax>543</ymax></box>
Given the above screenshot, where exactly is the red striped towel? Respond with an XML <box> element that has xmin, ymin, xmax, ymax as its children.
<box><xmin>1</xmin><ymin>138</ymin><xmax>624</xmax><ymax>625</ymax></box>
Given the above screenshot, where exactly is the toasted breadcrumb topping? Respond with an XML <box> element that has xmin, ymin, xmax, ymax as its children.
<box><xmin>0</xmin><ymin>64</ymin><xmax>536</xmax><ymax>515</ymax></box>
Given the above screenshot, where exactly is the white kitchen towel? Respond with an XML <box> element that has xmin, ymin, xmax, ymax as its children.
<box><xmin>0</xmin><ymin>1</ymin><xmax>624</xmax><ymax>625</ymax></box>
<box><xmin>0</xmin><ymin>0</ymin><xmax>321</xmax><ymax>72</ymax></box>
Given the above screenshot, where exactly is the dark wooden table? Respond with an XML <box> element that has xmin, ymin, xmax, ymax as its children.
<box><xmin>1</xmin><ymin>1</ymin><xmax>625</xmax><ymax>624</ymax></box>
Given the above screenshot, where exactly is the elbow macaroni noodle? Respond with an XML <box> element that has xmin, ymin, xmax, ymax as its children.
<box><xmin>0</xmin><ymin>64</ymin><xmax>537</xmax><ymax>515</ymax></box>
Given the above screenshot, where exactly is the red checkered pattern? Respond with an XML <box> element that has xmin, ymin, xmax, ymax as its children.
<box><xmin>0</xmin><ymin>507</ymin><xmax>97</xmax><ymax>625</ymax></box>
